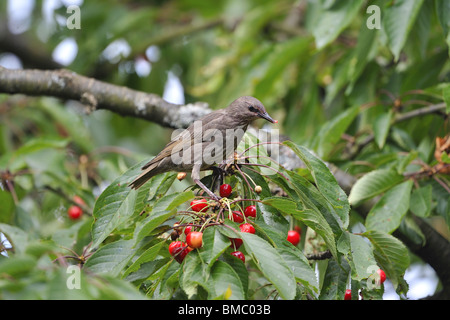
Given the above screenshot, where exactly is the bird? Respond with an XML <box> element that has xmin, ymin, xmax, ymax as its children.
<box><xmin>128</xmin><ymin>96</ymin><xmax>277</xmax><ymax>200</ymax></box>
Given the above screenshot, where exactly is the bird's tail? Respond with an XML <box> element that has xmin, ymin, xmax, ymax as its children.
<box><xmin>128</xmin><ymin>165</ymin><xmax>158</xmax><ymax>189</ymax></box>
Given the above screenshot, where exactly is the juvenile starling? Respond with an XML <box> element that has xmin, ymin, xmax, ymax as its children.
<box><xmin>129</xmin><ymin>96</ymin><xmax>277</xmax><ymax>199</ymax></box>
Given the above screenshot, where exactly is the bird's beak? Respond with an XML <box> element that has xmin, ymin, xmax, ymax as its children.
<box><xmin>258</xmin><ymin>111</ymin><xmax>278</xmax><ymax>124</ymax></box>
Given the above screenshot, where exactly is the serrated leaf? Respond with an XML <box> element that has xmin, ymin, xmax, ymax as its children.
<box><xmin>84</xmin><ymin>239</ymin><xmax>136</xmax><ymax>276</ymax></box>
<box><xmin>383</xmin><ymin>0</ymin><xmax>425</xmax><ymax>61</ymax></box>
<box><xmin>91</xmin><ymin>160</ymin><xmax>147</xmax><ymax>248</ymax></box>
<box><xmin>199</xmin><ymin>226</ymin><xmax>231</xmax><ymax>266</ymax></box>
<box><xmin>210</xmin><ymin>261</ymin><xmax>245</xmax><ymax>300</ymax></box>
<box><xmin>263</xmin><ymin>197</ymin><xmax>337</xmax><ymax>258</ymax></box>
<box><xmin>348</xmin><ymin>168</ymin><xmax>404</xmax><ymax>206</ymax></box>
<box><xmin>338</xmin><ymin>232</ymin><xmax>378</xmax><ymax>281</ymax></box>
<box><xmin>283</xmin><ymin>142</ymin><xmax>350</xmax><ymax>228</ymax></box>
<box><xmin>123</xmin><ymin>240</ymin><xmax>165</xmax><ymax>278</ymax></box>
<box><xmin>308</xmin><ymin>0</ymin><xmax>365</xmax><ymax>49</ymax></box>
<box><xmin>313</xmin><ymin>105</ymin><xmax>360</xmax><ymax>159</ymax></box>
<box><xmin>319</xmin><ymin>258</ymin><xmax>349</xmax><ymax>300</ymax></box>
<box><xmin>278</xmin><ymin>247</ymin><xmax>319</xmax><ymax>292</ymax></box>
<box><xmin>410</xmin><ymin>185</ymin><xmax>432</xmax><ymax>217</ymax></box>
<box><xmin>179</xmin><ymin>250</ymin><xmax>210</xmax><ymax>298</ymax></box>
<box><xmin>241</xmin><ymin>232</ymin><xmax>296</xmax><ymax>300</ymax></box>
<box><xmin>364</xmin><ymin>230</ymin><xmax>410</xmax><ymax>291</ymax></box>
<box><xmin>373</xmin><ymin>111</ymin><xmax>393</xmax><ymax>149</ymax></box>
<box><xmin>365</xmin><ymin>180</ymin><xmax>413</xmax><ymax>234</ymax></box>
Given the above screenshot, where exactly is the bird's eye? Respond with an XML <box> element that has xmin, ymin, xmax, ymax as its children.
<box><xmin>248</xmin><ymin>106</ymin><xmax>257</xmax><ymax>113</ymax></box>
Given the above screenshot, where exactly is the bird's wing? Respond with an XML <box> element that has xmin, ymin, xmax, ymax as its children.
<box><xmin>141</xmin><ymin>110</ymin><xmax>227</xmax><ymax>170</ymax></box>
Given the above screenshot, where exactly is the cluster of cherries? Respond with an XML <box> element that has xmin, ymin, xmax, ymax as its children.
<box><xmin>168</xmin><ymin>183</ymin><xmax>302</xmax><ymax>264</ymax></box>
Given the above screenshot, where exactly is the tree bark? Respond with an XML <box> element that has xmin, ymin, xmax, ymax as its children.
<box><xmin>0</xmin><ymin>66</ymin><xmax>211</xmax><ymax>129</ymax></box>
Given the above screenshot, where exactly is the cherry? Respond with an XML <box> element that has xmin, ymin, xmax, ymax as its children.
<box><xmin>173</xmin><ymin>246</ymin><xmax>189</xmax><ymax>263</ymax></box>
<box><xmin>169</xmin><ymin>241</ymin><xmax>190</xmax><ymax>263</ymax></box>
<box><xmin>344</xmin><ymin>289</ymin><xmax>352</xmax><ymax>300</ymax></box>
<box><xmin>230</xmin><ymin>238</ymin><xmax>243</xmax><ymax>249</ymax></box>
<box><xmin>168</xmin><ymin>241</ymin><xmax>185</xmax><ymax>256</ymax></box>
<box><xmin>287</xmin><ymin>230</ymin><xmax>300</xmax><ymax>246</ymax></box>
<box><xmin>186</xmin><ymin>231</ymin><xmax>203</xmax><ymax>249</ymax></box>
<box><xmin>231</xmin><ymin>210</ymin><xmax>244</xmax><ymax>223</ymax></box>
<box><xmin>190</xmin><ymin>199</ymin><xmax>208</xmax><ymax>212</ymax></box>
<box><xmin>377</xmin><ymin>269</ymin><xmax>386</xmax><ymax>284</ymax></box>
<box><xmin>244</xmin><ymin>205</ymin><xmax>256</xmax><ymax>218</ymax></box>
<box><xmin>240</xmin><ymin>223</ymin><xmax>255</xmax><ymax>234</ymax></box>
<box><xmin>184</xmin><ymin>225</ymin><xmax>194</xmax><ymax>235</ymax></box>
<box><xmin>231</xmin><ymin>251</ymin><xmax>245</xmax><ymax>263</ymax></box>
<box><xmin>219</xmin><ymin>184</ymin><xmax>232</xmax><ymax>198</ymax></box>
<box><xmin>68</xmin><ymin>205</ymin><xmax>83</xmax><ymax>220</ymax></box>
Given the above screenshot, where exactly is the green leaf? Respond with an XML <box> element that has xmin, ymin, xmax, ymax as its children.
<box><xmin>319</xmin><ymin>258</ymin><xmax>350</xmax><ymax>300</ymax></box>
<box><xmin>133</xmin><ymin>210</ymin><xmax>174</xmax><ymax>246</ymax></box>
<box><xmin>287</xmin><ymin>170</ymin><xmax>345</xmax><ymax>235</ymax></box>
<box><xmin>365</xmin><ymin>180</ymin><xmax>413</xmax><ymax>234</ymax></box>
<box><xmin>84</xmin><ymin>239</ymin><xmax>136</xmax><ymax>276</ymax></box>
<box><xmin>0</xmin><ymin>255</ymin><xmax>36</xmax><ymax>277</ymax></box>
<box><xmin>364</xmin><ymin>230</ymin><xmax>410</xmax><ymax>291</ymax></box>
<box><xmin>383</xmin><ymin>0</ymin><xmax>425</xmax><ymax>61</ymax></box>
<box><xmin>278</xmin><ymin>247</ymin><xmax>319</xmax><ymax>292</ymax></box>
<box><xmin>307</xmin><ymin>0</ymin><xmax>365</xmax><ymax>49</ymax></box>
<box><xmin>91</xmin><ymin>160</ymin><xmax>147</xmax><ymax>248</ymax></box>
<box><xmin>199</xmin><ymin>226</ymin><xmax>231</xmax><ymax>266</ymax></box>
<box><xmin>283</xmin><ymin>141</ymin><xmax>350</xmax><ymax>227</ymax></box>
<box><xmin>373</xmin><ymin>111</ymin><xmax>393</xmax><ymax>149</ymax></box>
<box><xmin>435</xmin><ymin>0</ymin><xmax>450</xmax><ymax>35</ymax></box>
<box><xmin>210</xmin><ymin>261</ymin><xmax>245</xmax><ymax>300</ymax></box>
<box><xmin>442</xmin><ymin>83</ymin><xmax>450</xmax><ymax>114</ymax></box>
<box><xmin>338</xmin><ymin>232</ymin><xmax>378</xmax><ymax>281</ymax></box>
<box><xmin>313</xmin><ymin>105</ymin><xmax>360</xmax><ymax>159</ymax></box>
<box><xmin>241</xmin><ymin>232</ymin><xmax>296</xmax><ymax>300</ymax></box>
<box><xmin>410</xmin><ymin>185</ymin><xmax>432</xmax><ymax>217</ymax></box>
<box><xmin>179</xmin><ymin>250</ymin><xmax>210</xmax><ymax>298</ymax></box>
<box><xmin>0</xmin><ymin>223</ymin><xmax>29</xmax><ymax>255</ymax></box>
<box><xmin>123</xmin><ymin>240</ymin><xmax>165</xmax><ymax>278</ymax></box>
<box><xmin>264</xmin><ymin>197</ymin><xmax>337</xmax><ymax>258</ymax></box>
<box><xmin>348</xmin><ymin>168</ymin><xmax>404</xmax><ymax>206</ymax></box>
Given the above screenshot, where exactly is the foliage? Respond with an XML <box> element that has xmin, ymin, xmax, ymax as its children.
<box><xmin>0</xmin><ymin>0</ymin><xmax>449</xmax><ymax>300</ymax></box>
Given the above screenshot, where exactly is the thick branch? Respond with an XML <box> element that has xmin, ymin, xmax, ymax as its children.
<box><xmin>0</xmin><ymin>66</ymin><xmax>211</xmax><ymax>129</ymax></box>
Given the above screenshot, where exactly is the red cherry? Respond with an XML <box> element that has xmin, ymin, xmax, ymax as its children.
<box><xmin>244</xmin><ymin>205</ymin><xmax>256</xmax><ymax>218</ymax></box>
<box><xmin>186</xmin><ymin>231</ymin><xmax>203</xmax><ymax>249</ymax></box>
<box><xmin>377</xmin><ymin>269</ymin><xmax>386</xmax><ymax>284</ymax></box>
<box><xmin>240</xmin><ymin>223</ymin><xmax>255</xmax><ymax>234</ymax></box>
<box><xmin>184</xmin><ymin>225</ymin><xmax>194</xmax><ymax>235</ymax></box>
<box><xmin>231</xmin><ymin>251</ymin><xmax>245</xmax><ymax>263</ymax></box>
<box><xmin>173</xmin><ymin>245</ymin><xmax>189</xmax><ymax>263</ymax></box>
<box><xmin>68</xmin><ymin>205</ymin><xmax>83</xmax><ymax>220</ymax></box>
<box><xmin>168</xmin><ymin>241</ymin><xmax>185</xmax><ymax>256</ymax></box>
<box><xmin>344</xmin><ymin>289</ymin><xmax>352</xmax><ymax>300</ymax></box>
<box><xmin>219</xmin><ymin>184</ymin><xmax>232</xmax><ymax>198</ymax></box>
<box><xmin>287</xmin><ymin>230</ymin><xmax>300</xmax><ymax>246</ymax></box>
<box><xmin>294</xmin><ymin>225</ymin><xmax>302</xmax><ymax>235</ymax></box>
<box><xmin>230</xmin><ymin>238</ymin><xmax>243</xmax><ymax>249</ymax></box>
<box><xmin>190</xmin><ymin>199</ymin><xmax>208</xmax><ymax>212</ymax></box>
<box><xmin>231</xmin><ymin>211</ymin><xmax>244</xmax><ymax>223</ymax></box>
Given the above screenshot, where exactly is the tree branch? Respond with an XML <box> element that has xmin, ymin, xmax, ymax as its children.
<box><xmin>0</xmin><ymin>66</ymin><xmax>211</xmax><ymax>129</ymax></box>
